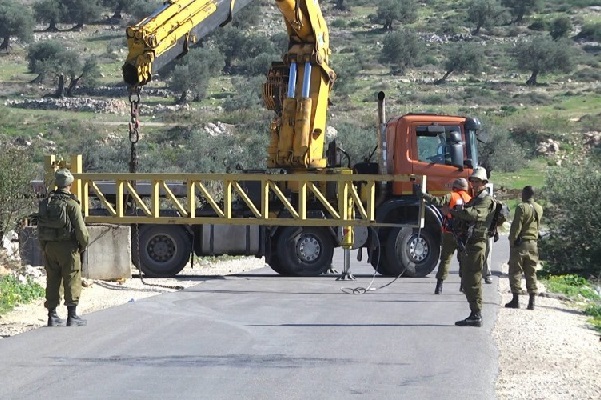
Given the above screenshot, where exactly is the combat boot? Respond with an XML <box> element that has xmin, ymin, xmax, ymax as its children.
<box><xmin>527</xmin><ymin>293</ymin><xmax>536</xmax><ymax>310</ymax></box>
<box><xmin>47</xmin><ymin>308</ymin><xmax>65</xmax><ymax>327</ymax></box>
<box><xmin>505</xmin><ymin>294</ymin><xmax>519</xmax><ymax>309</ymax></box>
<box><xmin>66</xmin><ymin>306</ymin><xmax>87</xmax><ymax>327</ymax></box>
<box><xmin>434</xmin><ymin>279</ymin><xmax>443</xmax><ymax>294</ymax></box>
<box><xmin>455</xmin><ymin>312</ymin><xmax>482</xmax><ymax>327</ymax></box>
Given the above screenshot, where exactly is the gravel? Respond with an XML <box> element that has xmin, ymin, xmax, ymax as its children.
<box><xmin>1</xmin><ymin>258</ymin><xmax>600</xmax><ymax>399</ymax></box>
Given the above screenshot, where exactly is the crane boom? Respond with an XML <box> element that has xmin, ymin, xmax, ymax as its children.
<box><xmin>123</xmin><ymin>0</ymin><xmax>335</xmax><ymax>169</ymax></box>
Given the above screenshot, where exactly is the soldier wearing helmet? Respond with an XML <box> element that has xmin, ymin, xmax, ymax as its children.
<box><xmin>443</xmin><ymin>166</ymin><xmax>496</xmax><ymax>327</ymax></box>
<box><xmin>422</xmin><ymin>178</ymin><xmax>471</xmax><ymax>294</ymax></box>
<box><xmin>38</xmin><ymin>169</ymin><xmax>89</xmax><ymax>327</ymax></box>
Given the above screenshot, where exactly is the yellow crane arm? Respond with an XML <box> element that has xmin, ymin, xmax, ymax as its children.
<box><xmin>123</xmin><ymin>0</ymin><xmax>335</xmax><ymax>170</ymax></box>
<box><xmin>123</xmin><ymin>0</ymin><xmax>253</xmax><ymax>86</ymax></box>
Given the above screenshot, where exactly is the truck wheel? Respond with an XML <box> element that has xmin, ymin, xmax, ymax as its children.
<box><xmin>132</xmin><ymin>225</ymin><xmax>191</xmax><ymax>278</ymax></box>
<box><xmin>385</xmin><ymin>227</ymin><xmax>439</xmax><ymax>277</ymax></box>
<box><xmin>276</xmin><ymin>227</ymin><xmax>334</xmax><ymax>276</ymax></box>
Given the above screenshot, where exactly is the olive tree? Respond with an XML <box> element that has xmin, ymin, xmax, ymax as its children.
<box><xmin>170</xmin><ymin>46</ymin><xmax>225</xmax><ymax>103</ymax></box>
<box><xmin>466</xmin><ymin>0</ymin><xmax>507</xmax><ymax>35</ymax></box>
<box><xmin>27</xmin><ymin>40</ymin><xmax>100</xmax><ymax>96</ymax></box>
<box><xmin>435</xmin><ymin>42</ymin><xmax>485</xmax><ymax>84</ymax></box>
<box><xmin>379</xmin><ymin>29</ymin><xmax>423</xmax><ymax>75</ymax></box>
<box><xmin>0</xmin><ymin>0</ymin><xmax>34</xmax><ymax>51</ymax></box>
<box><xmin>372</xmin><ymin>0</ymin><xmax>418</xmax><ymax>31</ymax></box>
<box><xmin>501</xmin><ymin>0</ymin><xmax>541</xmax><ymax>24</ymax></box>
<box><xmin>510</xmin><ymin>37</ymin><xmax>576</xmax><ymax>85</ymax></box>
<box><xmin>549</xmin><ymin>16</ymin><xmax>572</xmax><ymax>41</ymax></box>
<box><xmin>33</xmin><ymin>0</ymin><xmax>62</xmax><ymax>31</ymax></box>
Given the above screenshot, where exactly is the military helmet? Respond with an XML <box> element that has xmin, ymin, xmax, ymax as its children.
<box><xmin>452</xmin><ymin>178</ymin><xmax>468</xmax><ymax>190</ymax></box>
<box><xmin>55</xmin><ymin>169</ymin><xmax>74</xmax><ymax>187</ymax></box>
<box><xmin>469</xmin><ymin>166</ymin><xmax>488</xmax><ymax>182</ymax></box>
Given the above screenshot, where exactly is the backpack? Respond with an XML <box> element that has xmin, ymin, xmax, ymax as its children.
<box><xmin>37</xmin><ymin>194</ymin><xmax>73</xmax><ymax>241</ymax></box>
<box><xmin>488</xmin><ymin>198</ymin><xmax>509</xmax><ymax>242</ymax></box>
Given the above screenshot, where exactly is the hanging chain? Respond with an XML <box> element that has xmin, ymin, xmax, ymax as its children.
<box><xmin>126</xmin><ymin>86</ymin><xmax>183</xmax><ymax>290</ymax></box>
<box><xmin>128</xmin><ymin>86</ymin><xmax>141</xmax><ymax>174</ymax></box>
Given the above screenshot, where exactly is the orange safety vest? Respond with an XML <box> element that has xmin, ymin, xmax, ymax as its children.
<box><xmin>443</xmin><ymin>190</ymin><xmax>472</xmax><ymax>233</ymax></box>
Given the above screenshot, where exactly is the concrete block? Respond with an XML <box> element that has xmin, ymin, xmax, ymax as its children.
<box><xmin>19</xmin><ymin>225</ymin><xmax>132</xmax><ymax>280</ymax></box>
<box><xmin>82</xmin><ymin>225</ymin><xmax>132</xmax><ymax>280</ymax></box>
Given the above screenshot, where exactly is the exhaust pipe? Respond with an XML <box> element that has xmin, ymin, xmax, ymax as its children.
<box><xmin>377</xmin><ymin>91</ymin><xmax>387</xmax><ymax>198</ymax></box>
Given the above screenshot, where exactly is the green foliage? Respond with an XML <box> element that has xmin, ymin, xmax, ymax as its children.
<box><xmin>540</xmin><ymin>162</ymin><xmax>601</xmax><ymax>276</ymax></box>
<box><xmin>331</xmin><ymin>56</ymin><xmax>361</xmax><ymax>97</ymax></box>
<box><xmin>59</xmin><ymin>0</ymin><xmax>102</xmax><ymax>29</ymax></box>
<box><xmin>540</xmin><ymin>274</ymin><xmax>600</xmax><ymax>300</ymax></box>
<box><xmin>379</xmin><ymin>29</ymin><xmax>423</xmax><ymax>74</ymax></box>
<box><xmin>0</xmin><ymin>148</ymin><xmax>37</xmax><ymax>239</ymax></box>
<box><xmin>0</xmin><ymin>0</ymin><xmax>34</xmax><ymax>49</ymax></box>
<box><xmin>170</xmin><ymin>46</ymin><xmax>225</xmax><ymax>102</ymax></box>
<box><xmin>372</xmin><ymin>0</ymin><xmax>418</xmax><ymax>30</ymax></box>
<box><xmin>528</xmin><ymin>18</ymin><xmax>548</xmax><ymax>31</ymax></box>
<box><xmin>478</xmin><ymin>124</ymin><xmax>528</xmax><ymax>173</ymax></box>
<box><xmin>502</xmin><ymin>0</ymin><xmax>541</xmax><ymax>23</ymax></box>
<box><xmin>466</xmin><ymin>0</ymin><xmax>508</xmax><ymax>34</ymax></box>
<box><xmin>0</xmin><ymin>274</ymin><xmax>45</xmax><ymax>314</ymax></box>
<box><xmin>34</xmin><ymin>0</ymin><xmax>63</xmax><ymax>31</ymax></box>
<box><xmin>576</xmin><ymin>22</ymin><xmax>601</xmax><ymax>42</ymax></box>
<box><xmin>222</xmin><ymin>76</ymin><xmax>263</xmax><ymax>112</ymax></box>
<box><xmin>330</xmin><ymin>122</ymin><xmax>376</xmax><ymax>166</ymax></box>
<box><xmin>510</xmin><ymin>37</ymin><xmax>577</xmax><ymax>85</ymax></box>
<box><xmin>436</xmin><ymin>42</ymin><xmax>485</xmax><ymax>83</ymax></box>
<box><xmin>125</xmin><ymin>0</ymin><xmax>162</xmax><ymax>22</ymax></box>
<box><xmin>549</xmin><ymin>16</ymin><xmax>573</xmax><ymax>40</ymax></box>
<box><xmin>27</xmin><ymin>40</ymin><xmax>100</xmax><ymax>96</ymax></box>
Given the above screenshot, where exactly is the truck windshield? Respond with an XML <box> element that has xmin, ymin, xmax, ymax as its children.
<box><xmin>415</xmin><ymin>125</ymin><xmax>462</xmax><ymax>165</ymax></box>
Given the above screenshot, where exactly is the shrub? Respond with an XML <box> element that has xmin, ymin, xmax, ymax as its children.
<box><xmin>540</xmin><ymin>161</ymin><xmax>601</xmax><ymax>276</ymax></box>
<box><xmin>0</xmin><ymin>274</ymin><xmax>45</xmax><ymax>314</ymax></box>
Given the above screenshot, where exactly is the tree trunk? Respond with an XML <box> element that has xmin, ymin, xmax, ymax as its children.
<box><xmin>526</xmin><ymin>70</ymin><xmax>538</xmax><ymax>86</ymax></box>
<box><xmin>177</xmin><ymin>90</ymin><xmax>188</xmax><ymax>104</ymax></box>
<box><xmin>0</xmin><ymin>36</ymin><xmax>9</xmax><ymax>51</ymax></box>
<box><xmin>55</xmin><ymin>74</ymin><xmax>65</xmax><ymax>98</ymax></box>
<box><xmin>434</xmin><ymin>70</ymin><xmax>453</xmax><ymax>85</ymax></box>
<box><xmin>46</xmin><ymin>20</ymin><xmax>59</xmax><ymax>32</ymax></box>
<box><xmin>473</xmin><ymin>24</ymin><xmax>482</xmax><ymax>35</ymax></box>
<box><xmin>66</xmin><ymin>76</ymin><xmax>81</xmax><ymax>97</ymax></box>
<box><xmin>112</xmin><ymin>4</ymin><xmax>123</xmax><ymax>19</ymax></box>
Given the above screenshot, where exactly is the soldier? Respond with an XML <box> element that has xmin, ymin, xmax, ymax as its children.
<box><xmin>444</xmin><ymin>167</ymin><xmax>495</xmax><ymax>327</ymax></box>
<box><xmin>423</xmin><ymin>178</ymin><xmax>471</xmax><ymax>294</ymax></box>
<box><xmin>38</xmin><ymin>169</ymin><xmax>89</xmax><ymax>327</ymax></box>
<box><xmin>505</xmin><ymin>186</ymin><xmax>543</xmax><ymax>310</ymax></box>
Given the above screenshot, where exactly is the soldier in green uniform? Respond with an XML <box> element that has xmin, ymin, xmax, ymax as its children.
<box><xmin>423</xmin><ymin>178</ymin><xmax>471</xmax><ymax>294</ymax></box>
<box><xmin>444</xmin><ymin>167</ymin><xmax>495</xmax><ymax>327</ymax></box>
<box><xmin>38</xmin><ymin>169</ymin><xmax>89</xmax><ymax>327</ymax></box>
<box><xmin>505</xmin><ymin>186</ymin><xmax>543</xmax><ymax>310</ymax></box>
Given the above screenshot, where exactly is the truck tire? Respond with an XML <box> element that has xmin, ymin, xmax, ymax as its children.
<box><xmin>132</xmin><ymin>225</ymin><xmax>192</xmax><ymax>278</ymax></box>
<box><xmin>276</xmin><ymin>227</ymin><xmax>334</xmax><ymax>276</ymax></box>
<box><xmin>384</xmin><ymin>227</ymin><xmax>439</xmax><ymax>278</ymax></box>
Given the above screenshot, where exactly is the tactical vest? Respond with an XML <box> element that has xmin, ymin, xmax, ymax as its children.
<box><xmin>37</xmin><ymin>193</ymin><xmax>73</xmax><ymax>242</ymax></box>
<box><xmin>443</xmin><ymin>190</ymin><xmax>472</xmax><ymax>233</ymax></box>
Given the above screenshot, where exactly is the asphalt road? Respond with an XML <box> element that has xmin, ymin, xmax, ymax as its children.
<box><xmin>0</xmin><ymin>239</ymin><xmax>510</xmax><ymax>400</ymax></box>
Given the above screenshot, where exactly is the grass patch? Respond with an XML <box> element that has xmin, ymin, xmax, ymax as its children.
<box><xmin>491</xmin><ymin>159</ymin><xmax>549</xmax><ymax>191</ymax></box>
<box><xmin>0</xmin><ymin>274</ymin><xmax>45</xmax><ymax>315</ymax></box>
<box><xmin>539</xmin><ymin>274</ymin><xmax>601</xmax><ymax>333</ymax></box>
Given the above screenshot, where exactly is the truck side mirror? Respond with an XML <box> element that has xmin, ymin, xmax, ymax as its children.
<box><xmin>447</xmin><ymin>131</ymin><xmax>464</xmax><ymax>169</ymax></box>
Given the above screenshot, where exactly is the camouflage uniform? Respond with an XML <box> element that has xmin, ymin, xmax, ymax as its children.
<box><xmin>450</xmin><ymin>188</ymin><xmax>495</xmax><ymax>315</ymax></box>
<box><xmin>39</xmin><ymin>169</ymin><xmax>89</xmax><ymax>326</ymax></box>
<box><xmin>506</xmin><ymin>187</ymin><xmax>543</xmax><ymax>310</ymax></box>
<box><xmin>446</xmin><ymin>167</ymin><xmax>495</xmax><ymax>327</ymax></box>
